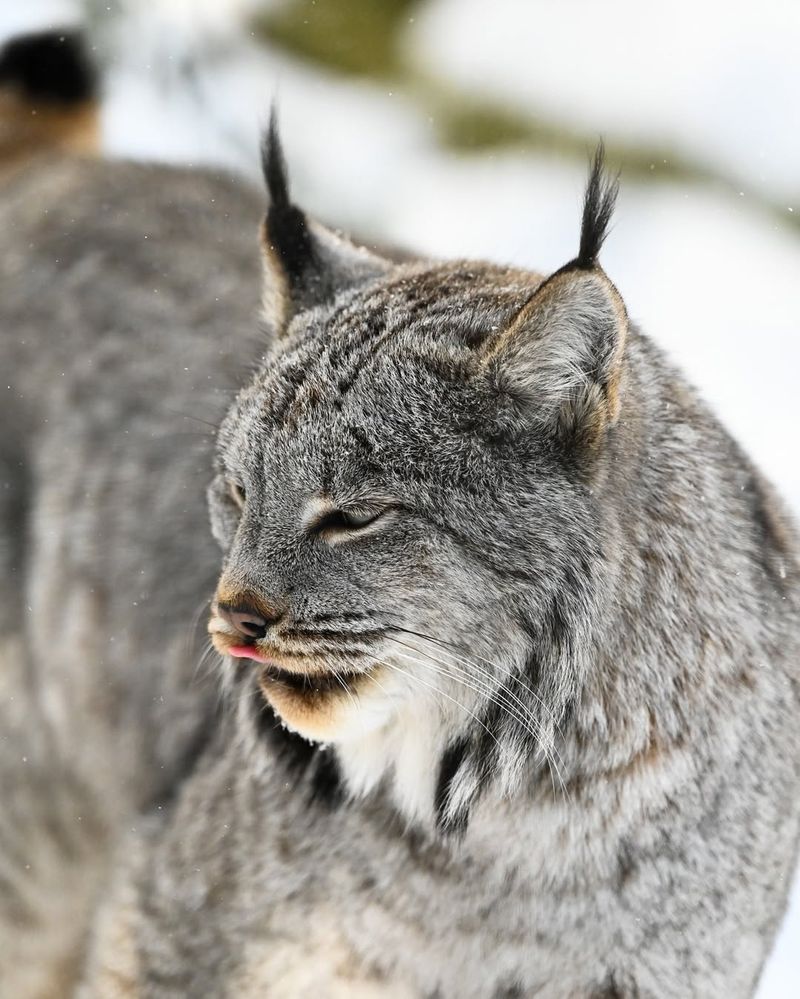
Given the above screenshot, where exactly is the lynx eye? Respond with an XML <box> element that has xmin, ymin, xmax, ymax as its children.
<box><xmin>227</xmin><ymin>480</ymin><xmax>246</xmax><ymax>510</ymax></box>
<box><xmin>310</xmin><ymin>505</ymin><xmax>390</xmax><ymax>537</ymax></box>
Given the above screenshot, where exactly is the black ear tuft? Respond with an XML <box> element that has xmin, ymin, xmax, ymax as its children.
<box><xmin>258</xmin><ymin>109</ymin><xmax>393</xmax><ymax>332</ymax></box>
<box><xmin>576</xmin><ymin>142</ymin><xmax>618</xmax><ymax>269</ymax></box>
<box><xmin>261</xmin><ymin>108</ymin><xmax>290</xmax><ymax>210</ymax></box>
<box><xmin>260</xmin><ymin>108</ymin><xmax>313</xmax><ymax>281</ymax></box>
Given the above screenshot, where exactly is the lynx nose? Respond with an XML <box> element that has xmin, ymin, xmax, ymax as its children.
<box><xmin>218</xmin><ymin>603</ymin><xmax>271</xmax><ymax>640</ymax></box>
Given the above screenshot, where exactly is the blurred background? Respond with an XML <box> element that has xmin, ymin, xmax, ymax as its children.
<box><xmin>1</xmin><ymin>0</ymin><xmax>798</xmax><ymax>994</ymax></box>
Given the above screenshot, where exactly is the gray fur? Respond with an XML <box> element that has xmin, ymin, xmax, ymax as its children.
<box><xmin>0</xmin><ymin>154</ymin><xmax>262</xmax><ymax>996</ymax></box>
<box><xmin>1</xmin><ymin>146</ymin><xmax>798</xmax><ymax>999</ymax></box>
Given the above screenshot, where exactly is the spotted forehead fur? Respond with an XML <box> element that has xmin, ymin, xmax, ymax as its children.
<box><xmin>258</xmin><ymin>263</ymin><xmax>543</xmax><ymax>425</ymax></box>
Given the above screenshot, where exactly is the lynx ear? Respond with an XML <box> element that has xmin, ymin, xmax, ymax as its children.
<box><xmin>260</xmin><ymin>113</ymin><xmax>391</xmax><ymax>333</ymax></box>
<box><xmin>484</xmin><ymin>147</ymin><xmax>628</xmax><ymax>447</ymax></box>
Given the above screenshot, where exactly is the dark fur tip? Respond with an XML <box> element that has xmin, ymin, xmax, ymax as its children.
<box><xmin>576</xmin><ymin>142</ymin><xmax>618</xmax><ymax>268</ymax></box>
<box><xmin>261</xmin><ymin>107</ymin><xmax>291</xmax><ymax>211</ymax></box>
<box><xmin>0</xmin><ymin>30</ymin><xmax>96</xmax><ymax>104</ymax></box>
<box><xmin>434</xmin><ymin>736</ymin><xmax>471</xmax><ymax>836</ymax></box>
<box><xmin>260</xmin><ymin>107</ymin><xmax>312</xmax><ymax>280</ymax></box>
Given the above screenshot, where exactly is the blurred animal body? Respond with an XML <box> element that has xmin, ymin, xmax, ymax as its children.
<box><xmin>0</xmin><ymin>73</ymin><xmax>798</xmax><ymax>999</ymax></box>
<box><xmin>0</xmin><ymin>155</ymin><xmax>263</xmax><ymax>997</ymax></box>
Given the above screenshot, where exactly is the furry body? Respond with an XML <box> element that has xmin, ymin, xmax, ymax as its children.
<box><xmin>0</xmin><ymin>148</ymin><xmax>798</xmax><ymax>998</ymax></box>
<box><xmin>0</xmin><ymin>156</ymin><xmax>261</xmax><ymax>996</ymax></box>
<box><xmin>85</xmin><ymin>292</ymin><xmax>800</xmax><ymax>998</ymax></box>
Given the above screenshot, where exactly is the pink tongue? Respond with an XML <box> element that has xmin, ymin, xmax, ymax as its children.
<box><xmin>228</xmin><ymin>645</ymin><xmax>270</xmax><ymax>663</ymax></box>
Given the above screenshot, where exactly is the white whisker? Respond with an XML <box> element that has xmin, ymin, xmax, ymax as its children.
<box><xmin>385</xmin><ymin>641</ymin><xmax>569</xmax><ymax>800</ymax></box>
<box><xmin>387</xmin><ymin>624</ymin><xmax>565</xmax><ymax>742</ymax></box>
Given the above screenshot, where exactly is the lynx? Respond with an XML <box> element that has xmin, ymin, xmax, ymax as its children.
<box><xmin>76</xmin><ymin>123</ymin><xmax>800</xmax><ymax>997</ymax></box>
<box><xmin>1</xmin><ymin>31</ymin><xmax>798</xmax><ymax>987</ymax></box>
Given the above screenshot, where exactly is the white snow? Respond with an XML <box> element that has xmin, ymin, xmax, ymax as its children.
<box><xmin>0</xmin><ymin>0</ymin><xmax>80</xmax><ymax>42</ymax></box>
<box><xmin>406</xmin><ymin>0</ymin><xmax>800</xmax><ymax>203</ymax></box>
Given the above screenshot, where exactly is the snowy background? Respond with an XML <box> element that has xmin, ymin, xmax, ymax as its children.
<box><xmin>2</xmin><ymin>1</ymin><xmax>798</xmax><ymax>994</ymax></box>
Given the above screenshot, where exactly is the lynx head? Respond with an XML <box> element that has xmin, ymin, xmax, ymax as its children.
<box><xmin>208</xmin><ymin>116</ymin><xmax>627</xmax><ymax>830</ymax></box>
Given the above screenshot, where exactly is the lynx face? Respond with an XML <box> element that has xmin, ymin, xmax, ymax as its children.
<box><xmin>208</xmin><ymin>123</ymin><xmax>627</xmax><ymax>827</ymax></box>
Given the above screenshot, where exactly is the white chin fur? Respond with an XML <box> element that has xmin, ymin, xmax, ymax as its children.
<box><xmin>336</xmin><ymin>697</ymin><xmax>447</xmax><ymax>826</ymax></box>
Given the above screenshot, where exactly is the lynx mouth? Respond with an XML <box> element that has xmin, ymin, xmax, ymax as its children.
<box><xmin>255</xmin><ymin>658</ymin><xmax>379</xmax><ymax>741</ymax></box>
<box><xmin>211</xmin><ymin>628</ymin><xmax>381</xmax><ymax>738</ymax></box>
<box><xmin>258</xmin><ymin>661</ymin><xmax>361</xmax><ymax>696</ymax></box>
<box><xmin>220</xmin><ymin>639</ymin><xmax>363</xmax><ymax>694</ymax></box>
